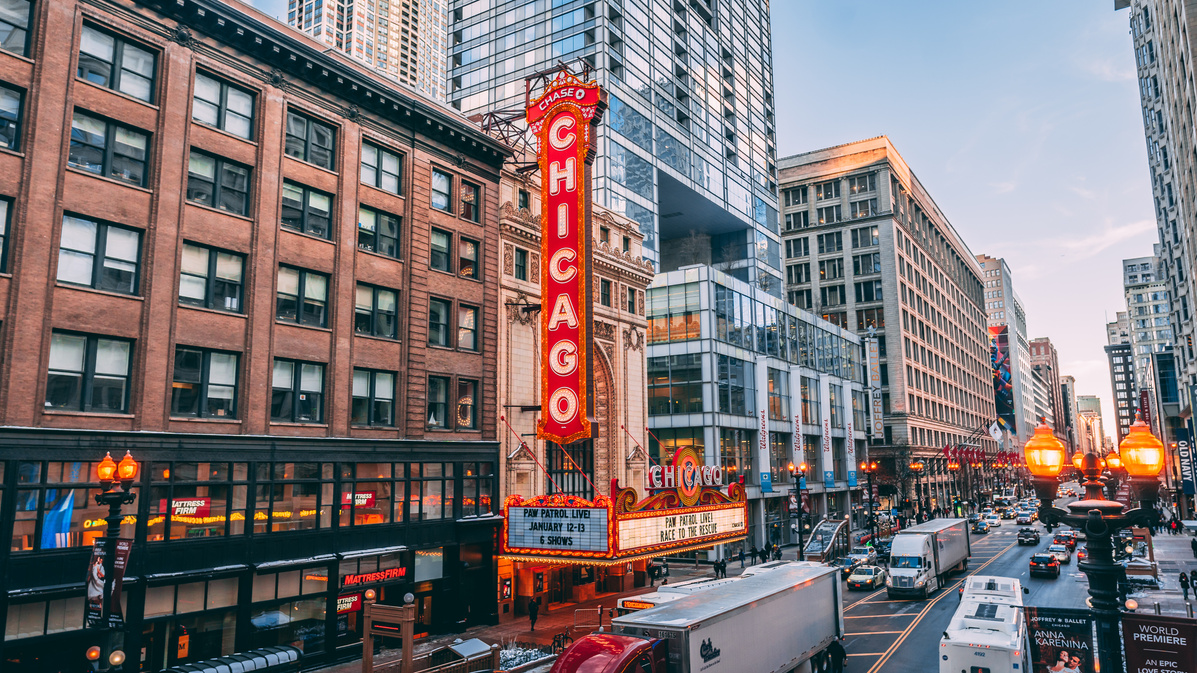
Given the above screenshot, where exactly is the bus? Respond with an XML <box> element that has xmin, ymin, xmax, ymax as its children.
<box><xmin>939</xmin><ymin>575</ymin><xmax>1030</xmax><ymax>673</ymax></box>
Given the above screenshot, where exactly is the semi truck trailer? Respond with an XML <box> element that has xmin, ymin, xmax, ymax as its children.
<box><xmin>886</xmin><ymin>518</ymin><xmax>970</xmax><ymax>599</ymax></box>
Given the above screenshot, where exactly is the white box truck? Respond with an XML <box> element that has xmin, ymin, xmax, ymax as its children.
<box><xmin>886</xmin><ymin>518</ymin><xmax>970</xmax><ymax>599</ymax></box>
<box><xmin>939</xmin><ymin>575</ymin><xmax>1031</xmax><ymax>673</ymax></box>
<box><xmin>550</xmin><ymin>563</ymin><xmax>844</xmax><ymax>673</ymax></box>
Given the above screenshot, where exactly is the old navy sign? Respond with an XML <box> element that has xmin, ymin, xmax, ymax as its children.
<box><xmin>528</xmin><ymin>72</ymin><xmax>605</xmax><ymax>445</ymax></box>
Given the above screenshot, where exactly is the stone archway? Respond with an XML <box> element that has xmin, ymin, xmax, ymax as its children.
<box><xmin>591</xmin><ymin>344</ymin><xmax>615</xmax><ymax>489</ymax></box>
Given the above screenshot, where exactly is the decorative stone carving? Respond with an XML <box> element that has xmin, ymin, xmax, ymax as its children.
<box><xmin>505</xmin><ymin>291</ymin><xmax>537</xmax><ymax>326</ymax></box>
<box><xmin>593</xmin><ymin>320</ymin><xmax>616</xmax><ymax>342</ymax></box>
<box><xmin>530</xmin><ymin>252</ymin><xmax>540</xmax><ymax>283</ymax></box>
<box><xmin>637</xmin><ymin>290</ymin><xmax>644</xmax><ymax>316</ymax></box>
<box><xmin>503</xmin><ymin>243</ymin><xmax>514</xmax><ymax>277</ymax></box>
<box><xmin>623</xmin><ymin>327</ymin><xmax>644</xmax><ymax>352</ymax></box>
<box><xmin>342</xmin><ymin>105</ymin><xmax>362</xmax><ymax>120</ymax></box>
<box><xmin>266</xmin><ymin>68</ymin><xmax>286</xmax><ymax>89</ymax></box>
<box><xmin>167</xmin><ymin>25</ymin><xmax>196</xmax><ymax>49</ymax></box>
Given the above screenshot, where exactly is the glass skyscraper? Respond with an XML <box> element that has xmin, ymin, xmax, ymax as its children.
<box><xmin>448</xmin><ymin>0</ymin><xmax>780</xmax><ymax>290</ymax></box>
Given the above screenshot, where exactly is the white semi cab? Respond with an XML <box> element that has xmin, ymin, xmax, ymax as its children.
<box><xmin>886</xmin><ymin>518</ymin><xmax>970</xmax><ymax>598</ymax></box>
<box><xmin>939</xmin><ymin>575</ymin><xmax>1030</xmax><ymax>673</ymax></box>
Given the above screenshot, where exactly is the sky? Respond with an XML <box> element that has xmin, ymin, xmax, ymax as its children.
<box><xmin>772</xmin><ymin>1</ymin><xmax>1155</xmax><ymax>435</ymax></box>
<box><xmin>247</xmin><ymin>0</ymin><xmax>1149</xmax><ymax>433</ymax></box>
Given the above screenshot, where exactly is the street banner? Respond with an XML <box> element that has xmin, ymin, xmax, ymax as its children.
<box><xmin>1122</xmin><ymin>613</ymin><xmax>1196</xmax><ymax>673</ymax></box>
<box><xmin>988</xmin><ymin>421</ymin><xmax>1003</xmax><ymax>444</ymax></box>
<box><xmin>820</xmin><ymin>375</ymin><xmax>833</xmax><ymax>488</ymax></box>
<box><xmin>1177</xmin><ymin>427</ymin><xmax>1195</xmax><ymax>496</ymax></box>
<box><xmin>990</xmin><ymin>326</ymin><xmax>1017</xmax><ymax>435</ymax></box>
<box><xmin>85</xmin><ymin>538</ymin><xmax>133</xmax><ymax>628</ymax></box>
<box><xmin>1024</xmin><ymin>607</ymin><xmax>1095</xmax><ymax>673</ymax></box>
<box><xmin>845</xmin><ymin>384</ymin><xmax>857</xmax><ymax>488</ymax></box>
<box><xmin>528</xmin><ymin>70</ymin><xmax>605</xmax><ymax>445</ymax></box>
<box><xmin>866</xmin><ymin>338</ymin><xmax>883</xmax><ymax>437</ymax></box>
<box><xmin>1140</xmin><ymin>388</ymin><xmax>1153</xmax><ymax>430</ymax></box>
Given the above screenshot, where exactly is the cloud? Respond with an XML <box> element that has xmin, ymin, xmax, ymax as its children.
<box><xmin>1023</xmin><ymin>219</ymin><xmax>1157</xmax><ymax>260</ymax></box>
<box><xmin>990</xmin><ymin>181</ymin><xmax>1017</xmax><ymax>195</ymax></box>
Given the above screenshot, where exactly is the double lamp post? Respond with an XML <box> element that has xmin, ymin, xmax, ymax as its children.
<box><xmin>87</xmin><ymin>451</ymin><xmax>140</xmax><ymax>672</ymax></box>
<box><xmin>1024</xmin><ymin>416</ymin><xmax>1165</xmax><ymax>673</ymax></box>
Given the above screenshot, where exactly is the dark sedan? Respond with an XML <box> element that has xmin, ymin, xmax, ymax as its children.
<box><xmin>1030</xmin><ymin>553</ymin><xmax>1060</xmax><ymax>578</ymax></box>
<box><xmin>971</xmin><ymin>521</ymin><xmax>990</xmax><ymax>534</ymax></box>
<box><xmin>1017</xmin><ymin>528</ymin><xmax>1040</xmax><ymax>545</ymax></box>
<box><xmin>833</xmin><ymin>556</ymin><xmax>863</xmax><ymax>579</ymax></box>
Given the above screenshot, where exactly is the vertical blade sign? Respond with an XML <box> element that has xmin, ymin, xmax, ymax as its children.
<box><xmin>527</xmin><ymin>72</ymin><xmax>606</xmax><ymax>445</ymax></box>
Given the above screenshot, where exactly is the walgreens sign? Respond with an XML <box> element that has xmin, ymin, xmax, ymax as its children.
<box><xmin>527</xmin><ymin>72</ymin><xmax>605</xmax><ymax>445</ymax></box>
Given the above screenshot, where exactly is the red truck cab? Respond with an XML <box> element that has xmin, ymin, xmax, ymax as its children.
<box><xmin>549</xmin><ymin>633</ymin><xmax>667</xmax><ymax>673</ymax></box>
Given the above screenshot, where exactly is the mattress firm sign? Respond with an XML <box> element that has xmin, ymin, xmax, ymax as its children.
<box><xmin>506</xmin><ymin>506</ymin><xmax>610</xmax><ymax>554</ymax></box>
<box><xmin>618</xmin><ymin>505</ymin><xmax>745</xmax><ymax>553</ymax></box>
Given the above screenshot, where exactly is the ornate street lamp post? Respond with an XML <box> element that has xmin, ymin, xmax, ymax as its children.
<box><xmin>93</xmin><ymin>451</ymin><xmax>139</xmax><ymax>672</ymax></box>
<box><xmin>787</xmin><ymin>462</ymin><xmax>809</xmax><ymax>555</ymax></box>
<box><xmin>1025</xmin><ymin>419</ymin><xmax>1163</xmax><ymax>673</ymax></box>
<box><xmin>860</xmin><ymin>461</ymin><xmax>879</xmax><ymax>543</ymax></box>
<box><xmin>909</xmin><ymin>460</ymin><xmax>925</xmax><ymax>519</ymax></box>
<box><xmin>947</xmin><ymin>460</ymin><xmax>961</xmax><ymax>515</ymax></box>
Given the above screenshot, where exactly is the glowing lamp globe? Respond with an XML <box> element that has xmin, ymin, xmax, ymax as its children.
<box><xmin>1106</xmin><ymin>452</ymin><xmax>1122</xmax><ymax>470</ymax></box>
<box><xmin>799</xmin><ymin>462</ymin><xmax>809</xmax><ymax>473</ymax></box>
<box><xmin>1119</xmin><ymin>418</ymin><xmax>1165</xmax><ymax>478</ymax></box>
<box><xmin>1023</xmin><ymin>421</ymin><xmax>1066</xmax><ymax>478</ymax></box>
<box><xmin>1071</xmin><ymin>451</ymin><xmax>1084</xmax><ymax>471</ymax></box>
<box><xmin>117</xmin><ymin>451</ymin><xmax>138</xmax><ymax>482</ymax></box>
<box><xmin>97</xmin><ymin>452</ymin><xmax>117</xmax><ymax>483</ymax></box>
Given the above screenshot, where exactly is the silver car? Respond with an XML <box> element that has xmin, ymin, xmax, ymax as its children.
<box><xmin>1047</xmin><ymin>543</ymin><xmax>1072</xmax><ymax>564</ymax></box>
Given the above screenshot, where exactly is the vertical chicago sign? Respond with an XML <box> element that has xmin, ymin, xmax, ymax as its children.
<box><xmin>527</xmin><ymin>72</ymin><xmax>606</xmax><ymax>444</ymax></box>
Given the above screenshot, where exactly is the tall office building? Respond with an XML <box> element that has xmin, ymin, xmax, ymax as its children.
<box><xmin>1076</xmin><ymin>394</ymin><xmax>1106</xmax><ymax>454</ymax></box>
<box><xmin>1123</xmin><ymin>249</ymin><xmax>1174</xmax><ymax>391</ymax></box>
<box><xmin>1117</xmin><ymin>0</ymin><xmax>1197</xmax><ymax>391</ymax></box>
<box><xmin>1029</xmin><ymin>337</ymin><xmax>1067</xmax><ymax>443</ymax></box>
<box><xmin>1105</xmin><ymin>343</ymin><xmax>1137</xmax><ymax>444</ymax></box>
<box><xmin>287</xmin><ymin>0</ymin><xmax>448</xmax><ymax>100</ymax></box>
<box><xmin>1060</xmin><ymin>374</ymin><xmax>1079</xmax><ymax>449</ymax></box>
<box><xmin>778</xmin><ymin>137</ymin><xmax>999</xmax><ymax>513</ymax></box>
<box><xmin>447</xmin><ymin>0</ymin><xmax>781</xmax><ymax>290</ymax></box>
<box><xmin>975</xmin><ymin>254</ymin><xmax>1035</xmax><ymax>448</ymax></box>
<box><xmin>1107</xmin><ymin>310</ymin><xmax>1131</xmax><ymax>345</ymax></box>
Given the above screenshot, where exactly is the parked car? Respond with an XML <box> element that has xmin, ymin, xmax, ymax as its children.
<box><xmin>833</xmin><ymin>556</ymin><xmax>862</xmax><ymax>579</ymax></box>
<box><xmin>846</xmin><ymin>565</ymin><xmax>887</xmax><ymax>590</ymax></box>
<box><xmin>1047</xmin><ymin>544</ymin><xmax>1072</xmax><ymax>564</ymax></box>
<box><xmin>972</xmin><ymin>520</ymin><xmax>990</xmax><ymax>534</ymax></box>
<box><xmin>1017</xmin><ymin>529</ymin><xmax>1040</xmax><ymax>545</ymax></box>
<box><xmin>1054</xmin><ymin>532</ymin><xmax>1077</xmax><ymax>551</ymax></box>
<box><xmin>849</xmin><ymin>546</ymin><xmax>878</xmax><ymax>565</ymax></box>
<box><xmin>1029</xmin><ymin>553</ymin><xmax>1061</xmax><ymax>578</ymax></box>
<box><xmin>985</xmin><ymin>514</ymin><xmax>1002</xmax><ymax>528</ymax></box>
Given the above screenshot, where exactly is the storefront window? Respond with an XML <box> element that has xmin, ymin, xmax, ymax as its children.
<box><xmin>5</xmin><ymin>597</ymin><xmax>85</xmax><ymax>639</ymax></box>
<box><xmin>147</xmin><ymin>462</ymin><xmax>249</xmax><ymax>541</ymax></box>
<box><xmin>339</xmin><ymin>463</ymin><xmax>393</xmax><ymax>526</ymax></box>
<box><xmin>11</xmin><ymin>461</ymin><xmax>134</xmax><ymax>552</ymax></box>
<box><xmin>254</xmin><ymin>463</ymin><xmax>334</xmax><ymax>533</ymax></box>
<box><xmin>414</xmin><ymin>548</ymin><xmax>443</xmax><ymax>582</ymax></box>
<box><xmin>410</xmin><ymin>463</ymin><xmax>453</xmax><ymax>520</ymax></box>
<box><xmin>251</xmin><ymin>597</ymin><xmax>326</xmax><ymax>654</ymax></box>
<box><xmin>460</xmin><ymin>463</ymin><xmax>494</xmax><ymax>517</ymax></box>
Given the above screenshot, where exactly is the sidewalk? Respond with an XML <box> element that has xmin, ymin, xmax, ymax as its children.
<box><xmin>1129</xmin><ymin>531</ymin><xmax>1197</xmax><ymax>617</ymax></box>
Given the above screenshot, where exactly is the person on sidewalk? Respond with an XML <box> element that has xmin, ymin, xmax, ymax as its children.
<box><xmin>1190</xmin><ymin>568</ymin><xmax>1196</xmax><ymax>589</ymax></box>
<box><xmin>528</xmin><ymin>597</ymin><xmax>541</xmax><ymax>632</ymax></box>
<box><xmin>827</xmin><ymin>636</ymin><xmax>847</xmax><ymax>673</ymax></box>
<box><xmin>738</xmin><ymin>548</ymin><xmax>745</xmax><ymax>568</ymax></box>
<box><xmin>1180</xmin><ymin>571</ymin><xmax>1190</xmax><ymax>600</ymax></box>
<box><xmin>1191</xmin><ymin>536</ymin><xmax>1197</xmax><ymax>559</ymax></box>
<box><xmin>748</xmin><ymin>545</ymin><xmax>758</xmax><ymax>566</ymax></box>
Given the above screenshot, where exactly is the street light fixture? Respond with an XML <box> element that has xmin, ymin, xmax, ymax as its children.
<box><xmin>92</xmin><ymin>451</ymin><xmax>138</xmax><ymax>672</ymax></box>
<box><xmin>1026</xmin><ymin>418</ymin><xmax>1163</xmax><ymax>673</ymax></box>
<box><xmin>859</xmin><ymin>461</ymin><xmax>879</xmax><ymax>544</ymax></box>
<box><xmin>787</xmin><ymin>462</ymin><xmax>809</xmax><ymax>555</ymax></box>
<box><xmin>909</xmin><ymin>460</ymin><xmax>925</xmax><ymax>517</ymax></box>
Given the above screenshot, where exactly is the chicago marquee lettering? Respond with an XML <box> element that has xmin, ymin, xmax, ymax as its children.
<box><xmin>528</xmin><ymin>72</ymin><xmax>605</xmax><ymax>445</ymax></box>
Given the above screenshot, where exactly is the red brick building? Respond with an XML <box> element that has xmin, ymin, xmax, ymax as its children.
<box><xmin>0</xmin><ymin>0</ymin><xmax>509</xmax><ymax>668</ymax></box>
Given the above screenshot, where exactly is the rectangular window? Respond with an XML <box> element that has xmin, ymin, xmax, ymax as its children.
<box><xmin>427</xmin><ymin>375</ymin><xmax>449</xmax><ymax>428</ymax></box>
<box><xmin>431</xmin><ymin>168</ymin><xmax>452</xmax><ymax>212</ymax></box>
<box><xmin>816</xmin><ymin>205</ymin><xmax>841</xmax><ymax>224</ymax></box>
<box><xmin>69</xmin><ymin>111</ymin><xmax>149</xmax><ymax>186</ymax></box>
<box><xmin>514</xmin><ymin>248</ymin><xmax>528</xmax><ymax>280</ymax></box>
<box><xmin>783</xmin><ymin>186</ymin><xmax>807</xmax><ymax>206</ymax></box>
<box><xmin>351</xmin><ymin>368</ymin><xmax>395</xmax><ymax>426</ymax></box>
<box><xmin>784</xmin><ymin>211</ymin><xmax>809</xmax><ymax>230</ymax></box>
<box><xmin>817</xmin><ymin>232</ymin><xmax>842</xmax><ymax>254</ymax></box>
<box><xmin>518</xmin><ymin>189</ymin><xmax>529</xmax><ymax>209</ymax></box>
<box><xmin>276</xmin><ymin>266</ymin><xmax>328</xmax><ymax>327</ymax></box>
<box><xmin>458</xmin><ymin>304</ymin><xmax>478</xmax><ymax>351</ymax></box>
<box><xmin>786</xmin><ymin>263</ymin><xmax>809</xmax><ymax>285</ymax></box>
<box><xmin>0</xmin><ymin>82</ymin><xmax>22</xmax><ymax>150</ymax></box>
<box><xmin>284</xmin><ymin>110</ymin><xmax>335</xmax><ymax>170</ymax></box>
<box><xmin>192</xmin><ymin>72</ymin><xmax>253</xmax><ymax>139</ymax></box>
<box><xmin>851</xmin><ymin>226</ymin><xmax>879</xmax><ymax>248</ymax></box>
<box><xmin>853</xmin><ymin>253</ymin><xmax>881</xmax><ymax>275</ymax></box>
<box><xmin>815</xmin><ymin>180</ymin><xmax>840</xmax><ymax>200</ymax></box>
<box><xmin>460</xmin><ymin>181</ymin><xmax>480</xmax><ymax>222</ymax></box>
<box><xmin>45</xmin><ymin>332</ymin><xmax>132</xmax><ymax>412</ymax></box>
<box><xmin>271</xmin><ymin>359</ymin><xmax>324</xmax><ymax>423</ymax></box>
<box><xmin>187</xmin><ymin>150</ymin><xmax>250</xmax><ymax>216</ymax></box>
<box><xmin>457</xmin><ymin>379</ymin><xmax>478</xmax><ymax>429</ymax></box>
<box><xmin>57</xmin><ymin>215</ymin><xmax>141</xmax><ymax>294</ymax></box>
<box><xmin>357</xmin><ymin>206</ymin><xmax>400</xmax><ymax>258</ymax></box>
<box><xmin>280</xmin><ymin>181</ymin><xmax>332</xmax><ymax>239</ymax></box>
<box><xmin>360</xmin><ymin>142</ymin><xmax>402</xmax><ymax>194</ymax></box>
<box><xmin>459</xmin><ymin>237</ymin><xmax>479</xmax><ymax>279</ymax></box>
<box><xmin>820</xmin><ymin>285</ymin><xmax>846</xmax><ymax>306</ymax></box>
<box><xmin>354</xmin><ymin>284</ymin><xmax>398</xmax><ymax>339</ymax></box>
<box><xmin>856</xmin><ymin>307</ymin><xmax>885</xmax><ymax>330</ymax></box>
<box><xmin>0</xmin><ymin>197</ymin><xmax>8</xmax><ymax>272</ymax></box>
<box><xmin>78</xmin><ymin>25</ymin><xmax>156</xmax><ymax>102</ymax></box>
<box><xmin>855</xmin><ymin>280</ymin><xmax>883</xmax><ymax>303</ymax></box>
<box><xmin>179</xmin><ymin>243</ymin><xmax>243</xmax><ymax>312</ymax></box>
<box><xmin>600</xmin><ymin>279</ymin><xmax>612</xmax><ymax>306</ymax></box>
<box><xmin>785</xmin><ymin>238</ymin><xmax>809</xmax><ymax>258</ymax></box>
<box><xmin>171</xmin><ymin>347</ymin><xmax>238</xmax><ymax>418</ymax></box>
<box><xmin>850</xmin><ymin>199</ymin><xmax>878</xmax><ymax>218</ymax></box>
<box><xmin>429</xmin><ymin>297</ymin><xmax>451</xmax><ymax>347</ymax></box>
<box><xmin>0</xmin><ymin>0</ymin><xmax>31</xmax><ymax>56</ymax></box>
<box><xmin>430</xmin><ymin>228</ymin><xmax>452</xmax><ymax>271</ymax></box>
<box><xmin>789</xmin><ymin>288</ymin><xmax>812</xmax><ymax>310</ymax></box>
<box><xmin>627</xmin><ymin>287</ymin><xmax>637</xmax><ymax>313</ymax></box>
<box><xmin>818</xmin><ymin>258</ymin><xmax>843</xmax><ymax>280</ymax></box>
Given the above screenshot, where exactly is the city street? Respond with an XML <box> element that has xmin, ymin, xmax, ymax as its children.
<box><xmin>843</xmin><ymin>498</ymin><xmax>1086</xmax><ymax>672</ymax></box>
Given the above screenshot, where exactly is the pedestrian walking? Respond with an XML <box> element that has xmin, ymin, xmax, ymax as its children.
<box><xmin>1191</xmin><ymin>536</ymin><xmax>1197</xmax><ymax>559</ymax></box>
<box><xmin>1190</xmin><ymin>569</ymin><xmax>1196</xmax><ymax>588</ymax></box>
<box><xmin>749</xmin><ymin>545</ymin><xmax>758</xmax><ymax>566</ymax></box>
<box><xmin>1180</xmin><ymin>571</ymin><xmax>1191</xmax><ymax>600</ymax></box>
<box><xmin>738</xmin><ymin>548</ymin><xmax>746</xmax><ymax>568</ymax></box>
<box><xmin>528</xmin><ymin>596</ymin><xmax>541</xmax><ymax>632</ymax></box>
<box><xmin>827</xmin><ymin>636</ymin><xmax>847</xmax><ymax>673</ymax></box>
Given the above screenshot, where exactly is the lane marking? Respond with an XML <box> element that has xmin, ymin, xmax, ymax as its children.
<box><xmin>865</xmin><ymin>541</ymin><xmax>1017</xmax><ymax>673</ymax></box>
<box><xmin>848</xmin><ymin>653</ymin><xmax>887</xmax><ymax>656</ymax></box>
<box><xmin>844</xmin><ymin>613</ymin><xmax>918</xmax><ymax>618</ymax></box>
<box><xmin>845</xmin><ymin>631</ymin><xmax>904</xmax><ymax>635</ymax></box>
<box><xmin>843</xmin><ymin>587</ymin><xmax>887</xmax><ymax>611</ymax></box>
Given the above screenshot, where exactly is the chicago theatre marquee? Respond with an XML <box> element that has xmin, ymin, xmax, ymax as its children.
<box><xmin>492</xmin><ymin>69</ymin><xmax>744</xmax><ymax>619</ymax></box>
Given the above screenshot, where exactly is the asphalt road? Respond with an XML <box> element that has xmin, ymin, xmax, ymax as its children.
<box><xmin>842</xmin><ymin>493</ymin><xmax>1086</xmax><ymax>672</ymax></box>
